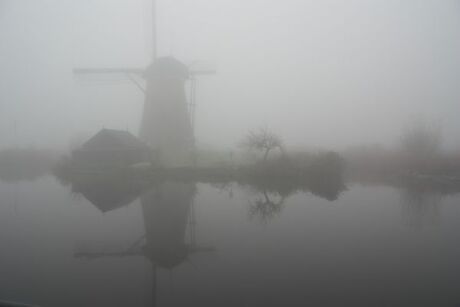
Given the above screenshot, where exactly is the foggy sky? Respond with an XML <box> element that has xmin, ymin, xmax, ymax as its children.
<box><xmin>1</xmin><ymin>0</ymin><xmax>459</xmax><ymax>151</ymax></box>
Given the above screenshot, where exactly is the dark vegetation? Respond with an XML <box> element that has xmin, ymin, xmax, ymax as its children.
<box><xmin>52</xmin><ymin>120</ymin><xmax>460</xmax><ymax>212</ymax></box>
<box><xmin>9</xmin><ymin>119</ymin><xmax>460</xmax><ymax>203</ymax></box>
<box><xmin>54</xmin><ymin>149</ymin><xmax>346</xmax><ymax>202</ymax></box>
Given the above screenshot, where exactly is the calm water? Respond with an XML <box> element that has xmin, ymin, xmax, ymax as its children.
<box><xmin>1</xmin><ymin>175</ymin><xmax>460</xmax><ymax>306</ymax></box>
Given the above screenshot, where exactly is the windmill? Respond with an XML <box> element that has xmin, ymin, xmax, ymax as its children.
<box><xmin>73</xmin><ymin>0</ymin><xmax>216</xmax><ymax>166</ymax></box>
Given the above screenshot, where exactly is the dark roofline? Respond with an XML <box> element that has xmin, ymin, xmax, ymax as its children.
<box><xmin>81</xmin><ymin>129</ymin><xmax>150</xmax><ymax>150</ymax></box>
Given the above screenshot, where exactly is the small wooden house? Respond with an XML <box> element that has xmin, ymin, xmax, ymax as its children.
<box><xmin>72</xmin><ymin>129</ymin><xmax>152</xmax><ymax>169</ymax></box>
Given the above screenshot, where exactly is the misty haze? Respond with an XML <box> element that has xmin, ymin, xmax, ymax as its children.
<box><xmin>1</xmin><ymin>1</ymin><xmax>460</xmax><ymax>306</ymax></box>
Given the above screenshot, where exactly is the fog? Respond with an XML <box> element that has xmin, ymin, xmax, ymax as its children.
<box><xmin>1</xmin><ymin>0</ymin><xmax>460</xmax><ymax>151</ymax></box>
<box><xmin>3</xmin><ymin>3</ymin><xmax>460</xmax><ymax>306</ymax></box>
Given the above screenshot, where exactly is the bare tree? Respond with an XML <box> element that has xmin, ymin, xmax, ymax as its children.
<box><xmin>240</xmin><ymin>127</ymin><xmax>284</xmax><ymax>161</ymax></box>
<box><xmin>401</xmin><ymin>121</ymin><xmax>442</xmax><ymax>159</ymax></box>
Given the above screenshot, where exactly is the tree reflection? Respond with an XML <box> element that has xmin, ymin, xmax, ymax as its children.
<box><xmin>243</xmin><ymin>174</ymin><xmax>345</xmax><ymax>222</ymax></box>
<box><xmin>248</xmin><ymin>190</ymin><xmax>285</xmax><ymax>222</ymax></box>
<box><xmin>400</xmin><ymin>185</ymin><xmax>443</xmax><ymax>228</ymax></box>
<box><xmin>391</xmin><ymin>173</ymin><xmax>460</xmax><ymax>227</ymax></box>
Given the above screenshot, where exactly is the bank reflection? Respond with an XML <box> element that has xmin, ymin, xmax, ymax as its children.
<box><xmin>398</xmin><ymin>183</ymin><xmax>447</xmax><ymax>228</ymax></box>
<box><xmin>352</xmin><ymin>175</ymin><xmax>460</xmax><ymax>228</ymax></box>
<box><xmin>72</xmin><ymin>178</ymin><xmax>213</xmax><ymax>306</ymax></box>
<box><xmin>400</xmin><ymin>187</ymin><xmax>442</xmax><ymax>228</ymax></box>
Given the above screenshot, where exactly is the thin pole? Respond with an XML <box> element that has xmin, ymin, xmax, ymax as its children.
<box><xmin>152</xmin><ymin>264</ymin><xmax>157</xmax><ymax>307</ymax></box>
<box><xmin>152</xmin><ymin>0</ymin><xmax>157</xmax><ymax>61</ymax></box>
<box><xmin>190</xmin><ymin>77</ymin><xmax>197</xmax><ymax>166</ymax></box>
<box><xmin>190</xmin><ymin>77</ymin><xmax>196</xmax><ymax>133</ymax></box>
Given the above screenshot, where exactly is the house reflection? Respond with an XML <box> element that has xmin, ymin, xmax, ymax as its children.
<box><xmin>72</xmin><ymin>177</ymin><xmax>148</xmax><ymax>212</ymax></box>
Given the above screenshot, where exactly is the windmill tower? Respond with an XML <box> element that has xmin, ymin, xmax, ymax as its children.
<box><xmin>73</xmin><ymin>0</ymin><xmax>216</xmax><ymax>166</ymax></box>
<box><xmin>140</xmin><ymin>57</ymin><xmax>194</xmax><ymax>165</ymax></box>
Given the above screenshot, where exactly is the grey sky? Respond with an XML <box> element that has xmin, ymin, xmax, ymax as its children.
<box><xmin>0</xmin><ymin>0</ymin><xmax>459</xmax><ymax>151</ymax></box>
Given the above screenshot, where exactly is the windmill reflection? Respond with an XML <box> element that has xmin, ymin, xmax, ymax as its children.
<box><xmin>141</xmin><ymin>182</ymin><xmax>214</xmax><ymax>268</ymax></box>
<box><xmin>71</xmin><ymin>178</ymin><xmax>214</xmax><ymax>306</ymax></box>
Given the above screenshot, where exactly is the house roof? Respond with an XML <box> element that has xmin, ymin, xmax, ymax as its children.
<box><xmin>81</xmin><ymin>129</ymin><xmax>149</xmax><ymax>151</ymax></box>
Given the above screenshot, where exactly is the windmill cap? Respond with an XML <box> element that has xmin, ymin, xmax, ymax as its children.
<box><xmin>144</xmin><ymin>56</ymin><xmax>189</xmax><ymax>80</ymax></box>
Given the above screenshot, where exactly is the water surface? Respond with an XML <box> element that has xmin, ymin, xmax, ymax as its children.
<box><xmin>0</xmin><ymin>176</ymin><xmax>459</xmax><ymax>306</ymax></box>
